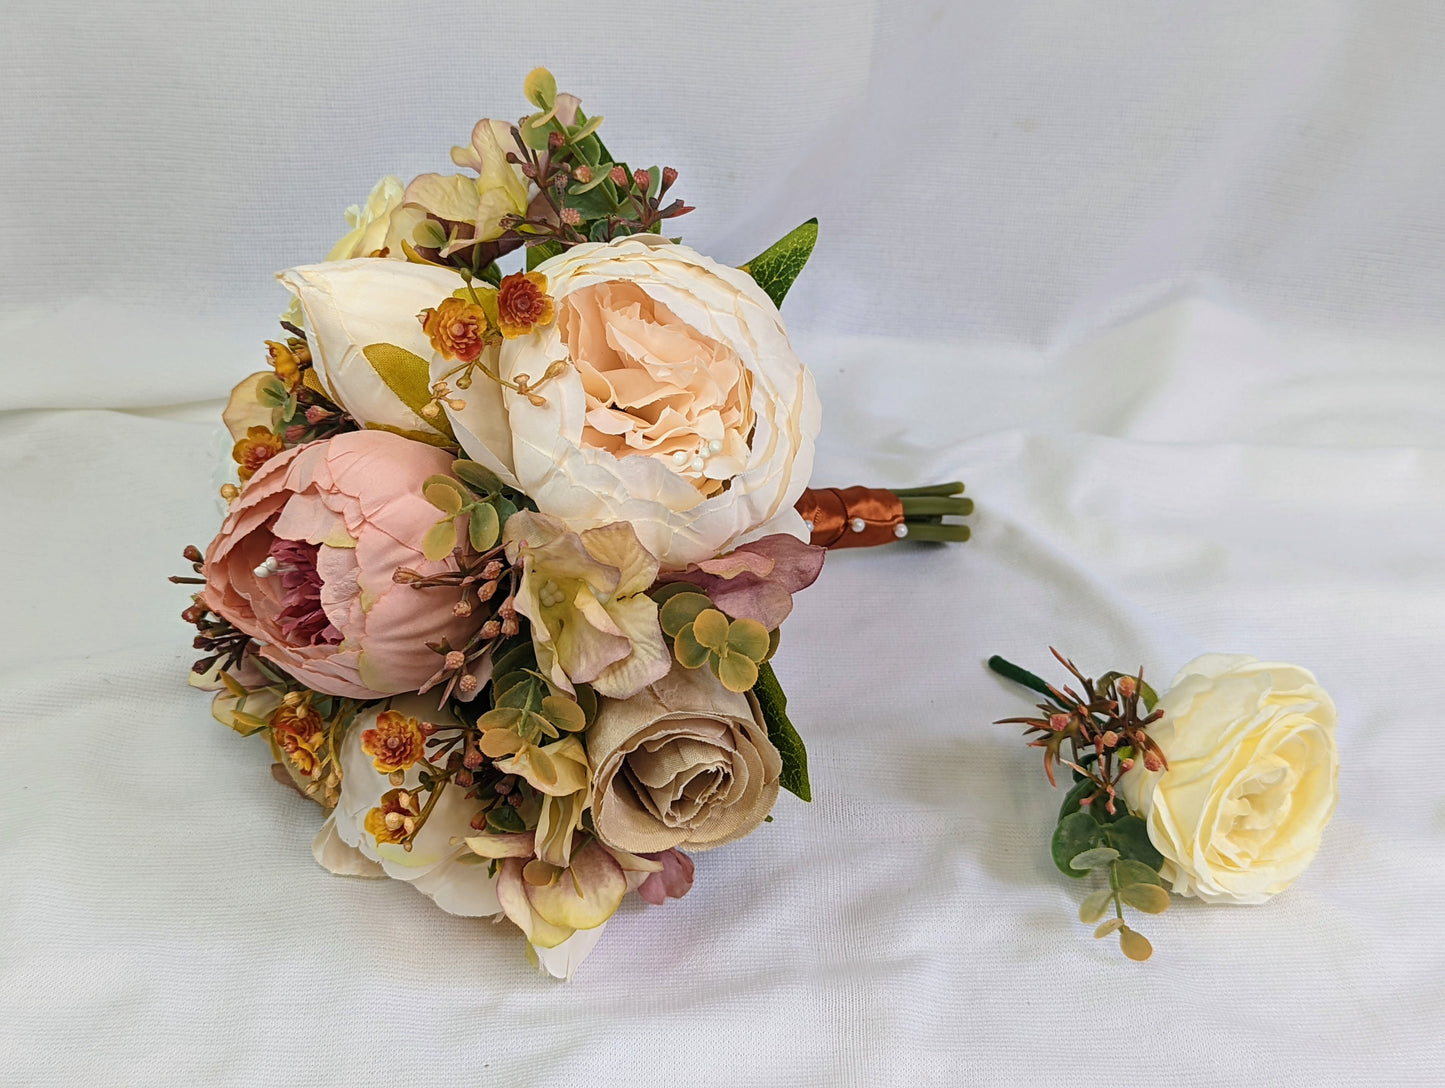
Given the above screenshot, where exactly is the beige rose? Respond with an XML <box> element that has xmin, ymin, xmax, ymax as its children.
<box><xmin>1119</xmin><ymin>654</ymin><xmax>1339</xmax><ymax>905</ymax></box>
<box><xmin>588</xmin><ymin>665</ymin><xmax>782</xmax><ymax>853</ymax></box>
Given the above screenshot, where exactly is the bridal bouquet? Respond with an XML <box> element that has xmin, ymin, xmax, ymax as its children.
<box><xmin>174</xmin><ymin>69</ymin><xmax>970</xmax><ymax>978</ymax></box>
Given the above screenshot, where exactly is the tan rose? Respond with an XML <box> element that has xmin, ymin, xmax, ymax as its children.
<box><xmin>588</xmin><ymin>665</ymin><xmax>782</xmax><ymax>853</ymax></box>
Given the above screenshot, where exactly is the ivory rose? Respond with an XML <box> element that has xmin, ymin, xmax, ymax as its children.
<box><xmin>1119</xmin><ymin>654</ymin><xmax>1339</xmax><ymax>905</ymax></box>
<box><xmin>588</xmin><ymin>664</ymin><xmax>782</xmax><ymax>853</ymax></box>
<box><xmin>277</xmin><ymin>259</ymin><xmax>465</xmax><ymax>442</ymax></box>
<box><xmin>202</xmin><ymin>430</ymin><xmax>482</xmax><ymax>699</ymax></box>
<box><xmin>325</xmin><ymin>175</ymin><xmax>425</xmax><ymax>262</ymax></box>
<box><xmin>442</xmin><ymin>236</ymin><xmax>821</xmax><ymax>569</ymax></box>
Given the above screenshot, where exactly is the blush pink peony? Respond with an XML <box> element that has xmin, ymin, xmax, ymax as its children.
<box><xmin>202</xmin><ymin>430</ymin><xmax>481</xmax><ymax>699</ymax></box>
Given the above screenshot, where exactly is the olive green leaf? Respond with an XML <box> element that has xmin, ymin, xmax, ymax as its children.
<box><xmin>1120</xmin><ymin>883</ymin><xmax>1170</xmax><ymax>914</ymax></box>
<box><xmin>739</xmin><ymin>218</ymin><xmax>818</xmax><ymax>309</ymax></box>
<box><xmin>524</xmin><ymin>67</ymin><xmax>557</xmax><ymax>109</ymax></box>
<box><xmin>1112</xmin><ymin>858</ymin><xmax>1165</xmax><ymax>889</ymax></box>
<box><xmin>1079</xmin><ymin>887</ymin><xmax>1114</xmax><ymax>924</ymax></box>
<box><xmin>362</xmin><ymin>343</ymin><xmax>456</xmax><ymax>442</ymax></box>
<box><xmin>1094</xmin><ymin>918</ymin><xmax>1125</xmax><ymax>939</ymax></box>
<box><xmin>453</xmin><ymin>459</ymin><xmax>504</xmax><ymax>495</ymax></box>
<box><xmin>423</xmin><ymin>475</ymin><xmax>466</xmax><ymax>516</ymax></box>
<box><xmin>1069</xmin><ymin>846</ymin><xmax>1120</xmax><ymax>871</ymax></box>
<box><xmin>1118</xmin><ymin>925</ymin><xmax>1153</xmax><ymax>961</ymax></box>
<box><xmin>468</xmin><ymin>504</ymin><xmax>500</xmax><ymax>551</ymax></box>
<box><xmin>751</xmin><ymin>660</ymin><xmax>811</xmax><ymax>802</ymax></box>
<box><xmin>422</xmin><ymin>519</ymin><xmax>458</xmax><ymax>562</ymax></box>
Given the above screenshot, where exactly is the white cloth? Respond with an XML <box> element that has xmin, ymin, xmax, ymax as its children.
<box><xmin>3</xmin><ymin>1</ymin><xmax>1444</xmax><ymax>1084</ymax></box>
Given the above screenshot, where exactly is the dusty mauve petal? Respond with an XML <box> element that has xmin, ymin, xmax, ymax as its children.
<box><xmin>637</xmin><ymin>849</ymin><xmax>695</xmax><ymax>905</ymax></box>
<box><xmin>663</xmin><ymin>535</ymin><xmax>825</xmax><ymax>629</ymax></box>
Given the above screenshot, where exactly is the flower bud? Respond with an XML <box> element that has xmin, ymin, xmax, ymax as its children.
<box><xmin>458</xmin><ymin>674</ymin><xmax>479</xmax><ymax>694</ymax></box>
<box><xmin>183</xmin><ymin>545</ymin><xmax>204</xmax><ymax>564</ymax></box>
<box><xmin>609</xmin><ymin>165</ymin><xmax>629</xmax><ymax>187</ymax></box>
<box><xmin>452</xmin><ymin>599</ymin><xmax>472</xmax><ymax>617</ymax></box>
<box><xmin>445</xmin><ymin>650</ymin><xmax>466</xmax><ymax>671</ymax></box>
<box><xmin>1117</xmin><ymin>676</ymin><xmax>1137</xmax><ymax>698</ymax></box>
<box><xmin>633</xmin><ymin>168</ymin><xmax>650</xmax><ymax>191</ymax></box>
<box><xmin>661</xmin><ymin>166</ymin><xmax>678</xmax><ymax>189</ymax></box>
<box><xmin>573</xmin><ymin>165</ymin><xmax>592</xmax><ymax>183</ymax></box>
<box><xmin>548</xmin><ymin>130</ymin><xmax>565</xmax><ymax>150</ymax></box>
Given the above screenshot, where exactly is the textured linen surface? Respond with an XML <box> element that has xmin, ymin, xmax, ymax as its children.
<box><xmin>2</xmin><ymin>2</ymin><xmax>1443</xmax><ymax>1085</ymax></box>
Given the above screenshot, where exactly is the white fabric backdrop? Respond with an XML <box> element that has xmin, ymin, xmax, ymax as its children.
<box><xmin>3</xmin><ymin>1</ymin><xmax>1443</xmax><ymax>1084</ymax></box>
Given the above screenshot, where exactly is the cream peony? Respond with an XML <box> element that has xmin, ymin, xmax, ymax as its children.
<box><xmin>277</xmin><ymin>259</ymin><xmax>464</xmax><ymax>441</ymax></box>
<box><xmin>587</xmin><ymin>665</ymin><xmax>782</xmax><ymax>853</ymax></box>
<box><xmin>443</xmin><ymin>236</ymin><xmax>820</xmax><ymax>569</ymax></box>
<box><xmin>1119</xmin><ymin>654</ymin><xmax>1339</xmax><ymax>905</ymax></box>
<box><xmin>325</xmin><ymin>175</ymin><xmax>425</xmax><ymax>262</ymax></box>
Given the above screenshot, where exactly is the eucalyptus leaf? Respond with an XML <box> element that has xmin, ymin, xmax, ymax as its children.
<box><xmin>423</xmin><ymin>477</ymin><xmax>465</xmax><ymax>516</ymax></box>
<box><xmin>1078</xmin><ymin>887</ymin><xmax>1114</xmax><ymax>924</ymax></box>
<box><xmin>1112</xmin><ymin>859</ymin><xmax>1165</xmax><ymax>888</ymax></box>
<box><xmin>422</xmin><ymin>519</ymin><xmax>458</xmax><ymax>562</ymax></box>
<box><xmin>751</xmin><ymin>661</ymin><xmax>811</xmax><ymax>802</ymax></box>
<box><xmin>1120</xmin><ymin>883</ymin><xmax>1170</xmax><ymax>914</ymax></box>
<box><xmin>523</xmin><ymin>67</ymin><xmax>557</xmax><ymax>109</ymax></box>
<box><xmin>1118</xmin><ymin>926</ymin><xmax>1153</xmax><ymax>961</ymax></box>
<box><xmin>739</xmin><ymin>218</ymin><xmax>818</xmax><ymax>308</ymax></box>
<box><xmin>452</xmin><ymin>459</ymin><xmax>503</xmax><ymax>495</ymax></box>
<box><xmin>1094</xmin><ymin>918</ymin><xmax>1125</xmax><ymax>939</ymax></box>
<box><xmin>468</xmin><ymin>504</ymin><xmax>500</xmax><ymax>551</ymax></box>
<box><xmin>1069</xmin><ymin>846</ymin><xmax>1120</xmax><ymax>871</ymax></box>
<box><xmin>1051</xmin><ymin>811</ymin><xmax>1104</xmax><ymax>878</ymax></box>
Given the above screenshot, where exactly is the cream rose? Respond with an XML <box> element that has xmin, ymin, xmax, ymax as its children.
<box><xmin>442</xmin><ymin>236</ymin><xmax>821</xmax><ymax>569</ymax></box>
<box><xmin>587</xmin><ymin>665</ymin><xmax>782</xmax><ymax>853</ymax></box>
<box><xmin>1119</xmin><ymin>654</ymin><xmax>1339</xmax><ymax>905</ymax></box>
<box><xmin>325</xmin><ymin>175</ymin><xmax>425</xmax><ymax>261</ymax></box>
<box><xmin>277</xmin><ymin>259</ymin><xmax>464</xmax><ymax>441</ymax></box>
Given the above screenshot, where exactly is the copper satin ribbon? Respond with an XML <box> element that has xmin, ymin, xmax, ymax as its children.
<box><xmin>795</xmin><ymin>486</ymin><xmax>904</xmax><ymax>549</ymax></box>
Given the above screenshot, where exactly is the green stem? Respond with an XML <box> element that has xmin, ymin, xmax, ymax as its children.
<box><xmin>901</xmin><ymin>522</ymin><xmax>970</xmax><ymax>543</ymax></box>
<box><xmin>901</xmin><ymin>496</ymin><xmax>975</xmax><ymax>517</ymax></box>
<box><xmin>987</xmin><ymin>655</ymin><xmax>1055</xmax><ymax>700</ymax></box>
<box><xmin>893</xmin><ymin>481</ymin><xmax>965</xmax><ymax>497</ymax></box>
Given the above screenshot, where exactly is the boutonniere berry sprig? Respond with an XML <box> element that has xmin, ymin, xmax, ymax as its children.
<box><xmin>989</xmin><ymin>650</ymin><xmax>1339</xmax><ymax>961</ymax></box>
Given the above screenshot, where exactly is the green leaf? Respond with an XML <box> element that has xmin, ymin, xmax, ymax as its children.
<box><xmin>1101</xmin><ymin>816</ymin><xmax>1166</xmax><ymax>871</ymax></box>
<box><xmin>1078</xmin><ymin>887</ymin><xmax>1114</xmax><ymax>924</ymax></box>
<box><xmin>659</xmin><ymin>592</ymin><xmax>712</xmax><ymax>638</ymax></box>
<box><xmin>1094</xmin><ymin>918</ymin><xmax>1125</xmax><ymax>939</ymax></box>
<box><xmin>1139</xmin><ymin>679</ymin><xmax>1160</xmax><ymax>712</ymax></box>
<box><xmin>526</xmin><ymin>240</ymin><xmax>564</xmax><ymax>271</ymax></box>
<box><xmin>1112</xmin><ymin>859</ymin><xmax>1165</xmax><ymax>889</ymax></box>
<box><xmin>422</xmin><ymin>519</ymin><xmax>458</xmax><ymax>562</ymax></box>
<box><xmin>726</xmin><ymin>618</ymin><xmax>771</xmax><ymax>662</ymax></box>
<box><xmin>739</xmin><ymin>218</ymin><xmax>818</xmax><ymax>309</ymax></box>
<box><xmin>1118</xmin><ymin>925</ymin><xmax>1153</xmax><ymax>961</ymax></box>
<box><xmin>486</xmin><ymin>805</ymin><xmax>526</xmax><ymax>833</ymax></box>
<box><xmin>672</xmin><ymin>627</ymin><xmax>710</xmax><ymax>670</ymax></box>
<box><xmin>422</xmin><ymin>476</ymin><xmax>466</xmax><ymax>516</ymax></box>
<box><xmin>452</xmin><ymin>459</ymin><xmax>503</xmax><ymax>495</ymax></box>
<box><xmin>565</xmin><ymin>183</ymin><xmax>619</xmax><ymax>221</ymax></box>
<box><xmin>751</xmin><ymin>661</ymin><xmax>811</xmax><ymax>802</ymax></box>
<box><xmin>523</xmin><ymin>67</ymin><xmax>556</xmax><ymax>109</ymax></box>
<box><xmin>361</xmin><ymin>343</ymin><xmax>455</xmax><ymax>442</ymax></box>
<box><xmin>468</xmin><ymin>504</ymin><xmax>500</xmax><ymax>551</ymax></box>
<box><xmin>1120</xmin><ymin>883</ymin><xmax>1170</xmax><ymax>914</ymax></box>
<box><xmin>1051</xmin><ymin>811</ymin><xmax>1104</xmax><ymax>878</ymax></box>
<box><xmin>1069</xmin><ymin>846</ymin><xmax>1120</xmax><ymax>871</ymax></box>
<box><xmin>715</xmin><ymin>652</ymin><xmax>759</xmax><ymax>693</ymax></box>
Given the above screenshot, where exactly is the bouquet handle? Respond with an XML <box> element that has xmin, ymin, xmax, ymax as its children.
<box><xmin>796</xmin><ymin>482</ymin><xmax>972</xmax><ymax>548</ymax></box>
